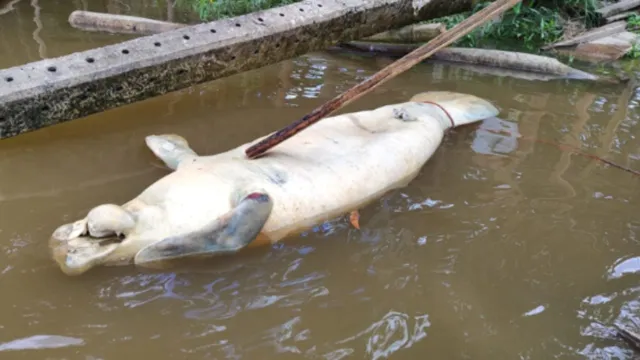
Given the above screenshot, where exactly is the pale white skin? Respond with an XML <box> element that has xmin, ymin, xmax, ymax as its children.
<box><xmin>49</xmin><ymin>91</ymin><xmax>499</xmax><ymax>276</ymax></box>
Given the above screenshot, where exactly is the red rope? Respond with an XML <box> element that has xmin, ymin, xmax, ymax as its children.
<box><xmin>421</xmin><ymin>100</ymin><xmax>456</xmax><ymax>128</ymax></box>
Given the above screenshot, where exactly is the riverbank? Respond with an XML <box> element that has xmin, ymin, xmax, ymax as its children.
<box><xmin>428</xmin><ymin>0</ymin><xmax>640</xmax><ymax>61</ymax></box>
<box><xmin>422</xmin><ymin>0</ymin><xmax>599</xmax><ymax>52</ymax></box>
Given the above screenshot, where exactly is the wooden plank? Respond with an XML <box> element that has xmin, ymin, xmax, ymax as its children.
<box><xmin>0</xmin><ymin>0</ymin><xmax>478</xmax><ymax>140</ymax></box>
<box><xmin>542</xmin><ymin>20</ymin><xmax>627</xmax><ymax>49</ymax></box>
<box><xmin>597</xmin><ymin>0</ymin><xmax>640</xmax><ymax>18</ymax></box>
<box><xmin>572</xmin><ymin>31</ymin><xmax>639</xmax><ymax>61</ymax></box>
<box><xmin>606</xmin><ymin>10</ymin><xmax>638</xmax><ymax>23</ymax></box>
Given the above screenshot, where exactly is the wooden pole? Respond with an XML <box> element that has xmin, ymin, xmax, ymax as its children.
<box><xmin>244</xmin><ymin>0</ymin><xmax>522</xmax><ymax>159</ymax></box>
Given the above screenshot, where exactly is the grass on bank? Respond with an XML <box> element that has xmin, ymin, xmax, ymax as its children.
<box><xmin>424</xmin><ymin>0</ymin><xmax>598</xmax><ymax>51</ymax></box>
<box><xmin>174</xmin><ymin>0</ymin><xmax>300</xmax><ymax>22</ymax></box>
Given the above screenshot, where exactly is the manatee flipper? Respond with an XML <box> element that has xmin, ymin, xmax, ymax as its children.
<box><xmin>145</xmin><ymin>134</ymin><xmax>198</xmax><ymax>170</ymax></box>
<box><xmin>134</xmin><ymin>191</ymin><xmax>273</xmax><ymax>267</ymax></box>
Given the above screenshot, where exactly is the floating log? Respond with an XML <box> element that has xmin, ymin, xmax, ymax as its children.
<box><xmin>542</xmin><ymin>20</ymin><xmax>628</xmax><ymax>50</ymax></box>
<box><xmin>0</xmin><ymin>0</ymin><xmax>480</xmax><ymax>140</ymax></box>
<box><xmin>68</xmin><ymin>10</ymin><xmax>188</xmax><ymax>35</ymax></box>
<box><xmin>338</xmin><ymin>42</ymin><xmax>605</xmax><ymax>81</ymax></box>
<box><xmin>363</xmin><ymin>23</ymin><xmax>446</xmax><ymax>43</ymax></box>
<box><xmin>244</xmin><ymin>0</ymin><xmax>523</xmax><ymax>159</ymax></box>
<box><xmin>331</xmin><ymin>46</ymin><xmax>591</xmax><ymax>81</ymax></box>
<box><xmin>597</xmin><ymin>0</ymin><xmax>640</xmax><ymax>19</ymax></box>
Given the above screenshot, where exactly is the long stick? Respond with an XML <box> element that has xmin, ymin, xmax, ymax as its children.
<box><xmin>244</xmin><ymin>0</ymin><xmax>522</xmax><ymax>159</ymax></box>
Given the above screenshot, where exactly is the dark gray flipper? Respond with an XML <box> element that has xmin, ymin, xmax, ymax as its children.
<box><xmin>134</xmin><ymin>191</ymin><xmax>273</xmax><ymax>267</ymax></box>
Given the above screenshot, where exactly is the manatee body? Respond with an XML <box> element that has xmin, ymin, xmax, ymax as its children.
<box><xmin>49</xmin><ymin>91</ymin><xmax>500</xmax><ymax>275</ymax></box>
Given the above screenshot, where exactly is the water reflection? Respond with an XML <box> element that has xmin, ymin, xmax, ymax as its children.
<box><xmin>0</xmin><ymin>334</ymin><xmax>85</xmax><ymax>352</ymax></box>
<box><xmin>608</xmin><ymin>256</ymin><xmax>640</xmax><ymax>280</ymax></box>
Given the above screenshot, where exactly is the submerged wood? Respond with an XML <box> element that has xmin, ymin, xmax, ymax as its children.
<box><xmin>244</xmin><ymin>0</ymin><xmax>522</xmax><ymax>159</ymax></box>
<box><xmin>68</xmin><ymin>10</ymin><xmax>188</xmax><ymax>35</ymax></box>
<box><xmin>0</xmin><ymin>0</ymin><xmax>480</xmax><ymax>140</ymax></box>
<box><xmin>363</xmin><ymin>23</ymin><xmax>446</xmax><ymax>43</ymax></box>
<box><xmin>339</xmin><ymin>41</ymin><xmax>603</xmax><ymax>81</ymax></box>
<box><xmin>597</xmin><ymin>0</ymin><xmax>640</xmax><ymax>19</ymax></box>
<box><xmin>542</xmin><ymin>21</ymin><xmax>627</xmax><ymax>50</ymax></box>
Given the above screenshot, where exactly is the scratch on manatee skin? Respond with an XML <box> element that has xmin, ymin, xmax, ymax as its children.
<box><xmin>348</xmin><ymin>114</ymin><xmax>376</xmax><ymax>133</ymax></box>
<box><xmin>323</xmin><ymin>135</ymin><xmax>340</xmax><ymax>144</ymax></box>
<box><xmin>266</xmin><ymin>169</ymin><xmax>287</xmax><ymax>185</ymax></box>
<box><xmin>252</xmin><ymin>164</ymin><xmax>288</xmax><ymax>186</ymax></box>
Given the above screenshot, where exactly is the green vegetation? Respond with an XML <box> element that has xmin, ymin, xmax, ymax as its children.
<box><xmin>175</xmin><ymin>0</ymin><xmax>300</xmax><ymax>21</ymax></box>
<box><xmin>628</xmin><ymin>13</ymin><xmax>640</xmax><ymax>30</ymax></box>
<box><xmin>425</xmin><ymin>0</ymin><xmax>598</xmax><ymax>52</ymax></box>
<box><xmin>624</xmin><ymin>14</ymin><xmax>640</xmax><ymax>58</ymax></box>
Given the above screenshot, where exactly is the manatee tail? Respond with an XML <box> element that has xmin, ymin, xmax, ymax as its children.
<box><xmin>409</xmin><ymin>91</ymin><xmax>500</xmax><ymax>129</ymax></box>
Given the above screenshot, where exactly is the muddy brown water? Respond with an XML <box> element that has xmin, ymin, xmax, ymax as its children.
<box><xmin>2</xmin><ymin>1</ymin><xmax>640</xmax><ymax>359</ymax></box>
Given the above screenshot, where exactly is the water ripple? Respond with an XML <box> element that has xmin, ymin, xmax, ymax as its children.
<box><xmin>330</xmin><ymin>311</ymin><xmax>431</xmax><ymax>360</ymax></box>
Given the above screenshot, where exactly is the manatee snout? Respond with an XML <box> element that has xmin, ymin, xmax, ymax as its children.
<box><xmin>49</xmin><ymin>204</ymin><xmax>135</xmax><ymax>275</ymax></box>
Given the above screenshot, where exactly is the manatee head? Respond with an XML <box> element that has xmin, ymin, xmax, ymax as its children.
<box><xmin>49</xmin><ymin>204</ymin><xmax>139</xmax><ymax>276</ymax></box>
<box><xmin>49</xmin><ymin>188</ymin><xmax>274</xmax><ymax>276</ymax></box>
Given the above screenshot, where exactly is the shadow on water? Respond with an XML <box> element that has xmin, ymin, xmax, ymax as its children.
<box><xmin>1</xmin><ymin>1</ymin><xmax>640</xmax><ymax>359</ymax></box>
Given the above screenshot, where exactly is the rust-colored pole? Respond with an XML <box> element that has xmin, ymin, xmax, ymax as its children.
<box><xmin>245</xmin><ymin>0</ymin><xmax>521</xmax><ymax>159</ymax></box>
